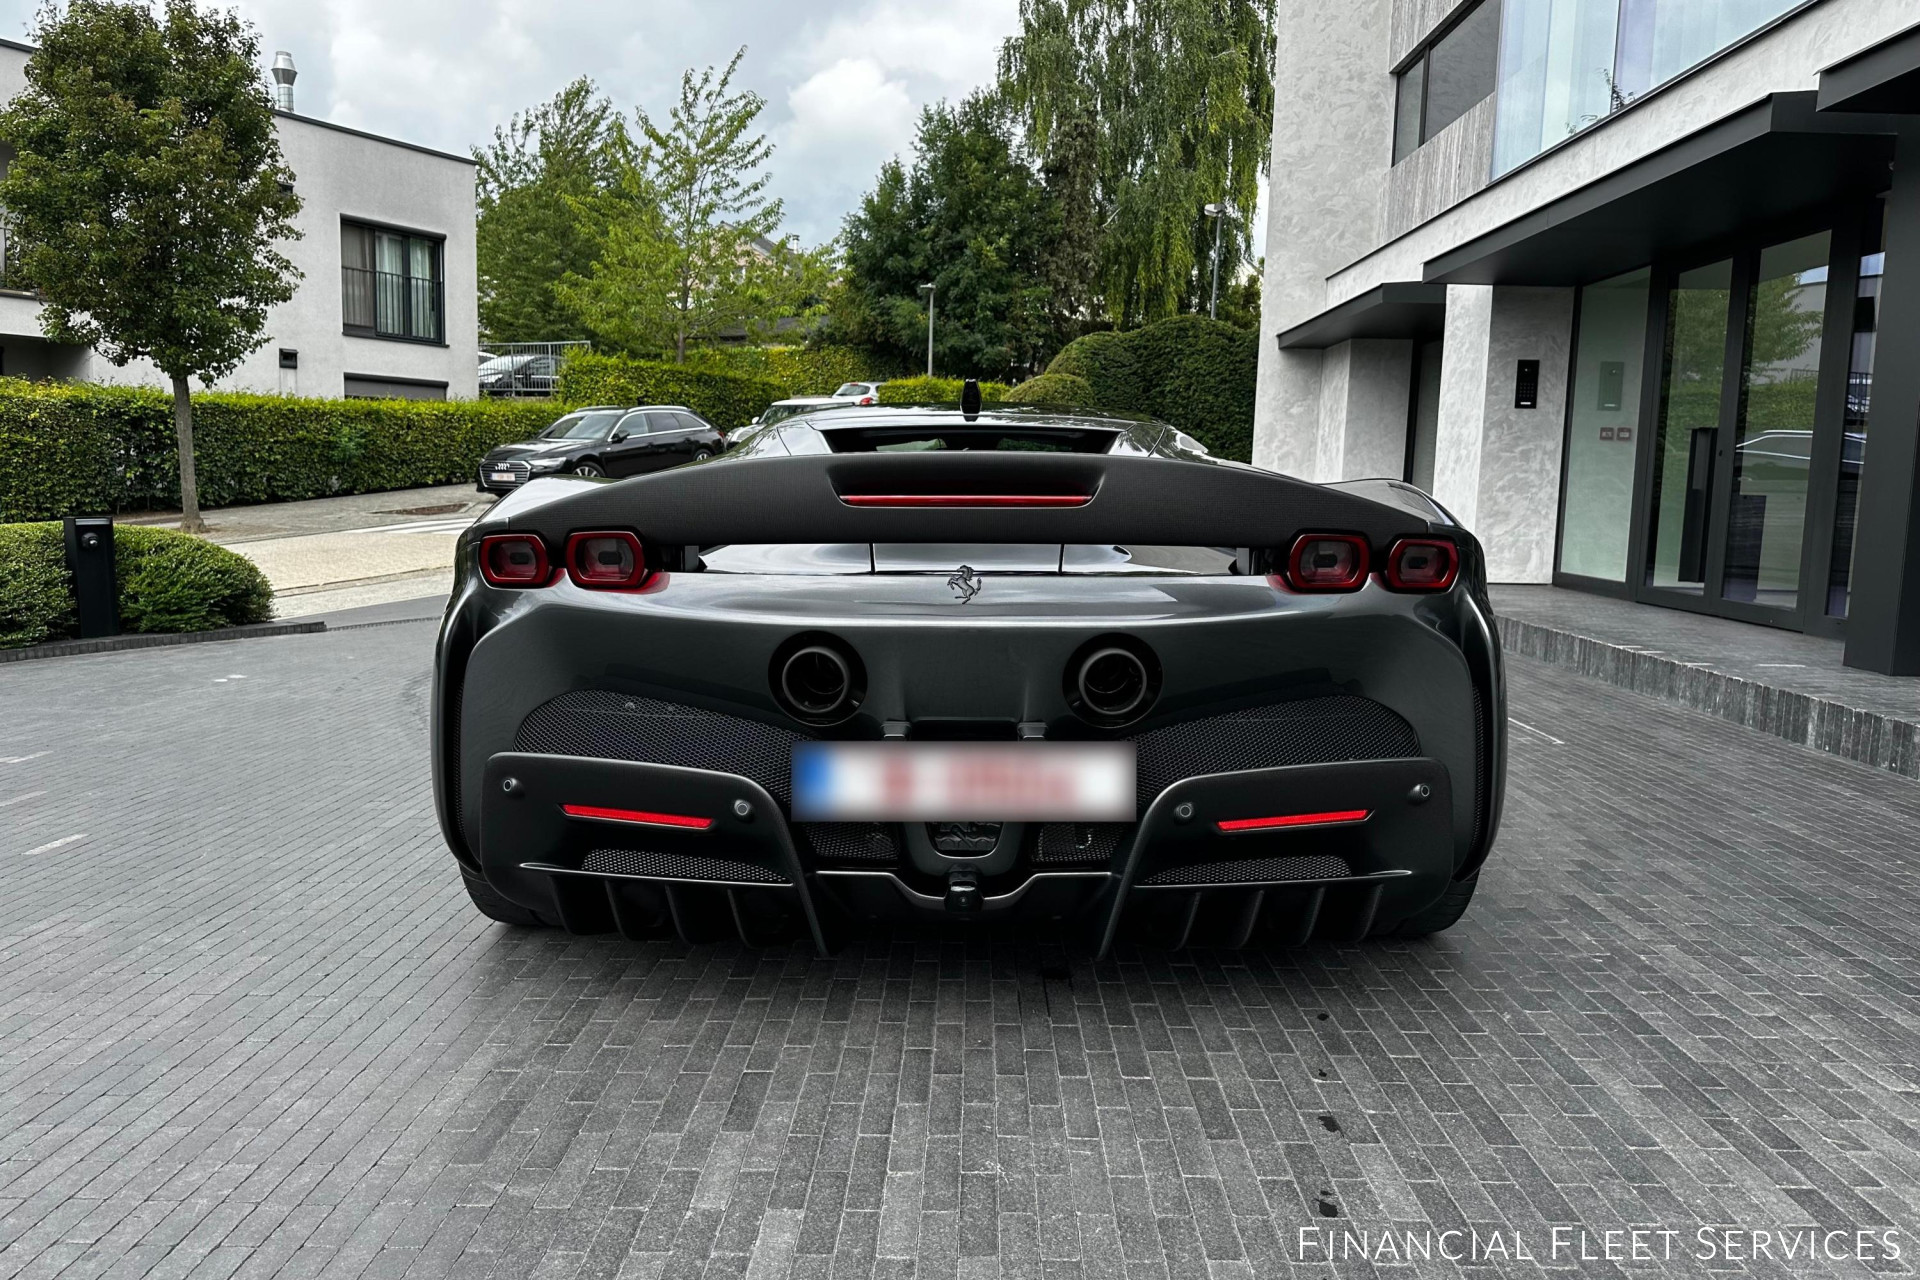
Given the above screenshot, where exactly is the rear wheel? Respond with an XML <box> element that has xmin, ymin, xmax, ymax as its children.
<box><xmin>693</xmin><ymin>449</ymin><xmax>712</xmax><ymax>462</ymax></box>
<box><xmin>462</xmin><ymin>872</ymin><xmax>553</xmax><ymax>927</ymax></box>
<box><xmin>573</xmin><ymin>460</ymin><xmax>605</xmax><ymax>477</ymax></box>
<box><xmin>1387</xmin><ymin>872</ymin><xmax>1478</xmax><ymax>938</ymax></box>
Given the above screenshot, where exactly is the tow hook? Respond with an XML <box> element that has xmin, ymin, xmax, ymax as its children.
<box><xmin>945</xmin><ymin>868</ymin><xmax>982</xmax><ymax>914</ymax></box>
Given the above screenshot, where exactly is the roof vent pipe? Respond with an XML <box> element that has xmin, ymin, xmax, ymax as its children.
<box><xmin>271</xmin><ymin>51</ymin><xmax>296</xmax><ymax>112</ymax></box>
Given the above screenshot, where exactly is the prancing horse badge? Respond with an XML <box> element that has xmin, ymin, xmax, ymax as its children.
<box><xmin>947</xmin><ymin>565</ymin><xmax>982</xmax><ymax>603</ymax></box>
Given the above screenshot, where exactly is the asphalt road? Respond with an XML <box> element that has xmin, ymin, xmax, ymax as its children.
<box><xmin>1</xmin><ymin>622</ymin><xmax>1917</xmax><ymax>1279</ymax></box>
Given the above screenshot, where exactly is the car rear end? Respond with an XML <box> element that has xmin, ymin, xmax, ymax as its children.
<box><xmin>433</xmin><ymin>445</ymin><xmax>1504</xmax><ymax>954</ymax></box>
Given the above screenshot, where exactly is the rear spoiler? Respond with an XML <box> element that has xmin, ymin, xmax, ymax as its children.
<box><xmin>495</xmin><ymin>452</ymin><xmax>1457</xmax><ymax>562</ymax></box>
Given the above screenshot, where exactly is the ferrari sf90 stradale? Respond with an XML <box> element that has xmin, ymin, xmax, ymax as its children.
<box><xmin>433</xmin><ymin>392</ymin><xmax>1504</xmax><ymax>955</ymax></box>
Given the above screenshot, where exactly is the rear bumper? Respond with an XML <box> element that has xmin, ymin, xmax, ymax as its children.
<box><xmin>474</xmin><ymin>751</ymin><xmax>1455</xmax><ymax>955</ymax></box>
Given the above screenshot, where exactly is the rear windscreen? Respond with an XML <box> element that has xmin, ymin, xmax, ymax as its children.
<box><xmin>824</xmin><ymin>428</ymin><xmax>1120</xmax><ymax>454</ymax></box>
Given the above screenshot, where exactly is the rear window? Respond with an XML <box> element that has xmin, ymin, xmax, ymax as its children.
<box><xmin>824</xmin><ymin>428</ymin><xmax>1119</xmax><ymax>454</ymax></box>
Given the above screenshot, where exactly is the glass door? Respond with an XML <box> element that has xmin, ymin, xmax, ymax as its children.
<box><xmin>1721</xmin><ymin>232</ymin><xmax>1829</xmax><ymax>611</ymax></box>
<box><xmin>1629</xmin><ymin>223</ymin><xmax>1864</xmax><ymax>630</ymax></box>
<box><xmin>1643</xmin><ymin>260</ymin><xmax>1732</xmax><ymax>597</ymax></box>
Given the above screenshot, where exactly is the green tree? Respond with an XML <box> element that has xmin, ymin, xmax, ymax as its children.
<box><xmin>999</xmin><ymin>0</ymin><xmax>1275</xmax><ymax>326</ymax></box>
<box><xmin>830</xmin><ymin>94</ymin><xmax>1058</xmax><ymax>380</ymax></box>
<box><xmin>560</xmin><ymin>49</ymin><xmax>785</xmax><ymax>362</ymax></box>
<box><xmin>0</xmin><ymin>0</ymin><xmax>301</xmax><ymax>533</ymax></box>
<box><xmin>474</xmin><ymin>77</ymin><xmax>624</xmax><ymax>343</ymax></box>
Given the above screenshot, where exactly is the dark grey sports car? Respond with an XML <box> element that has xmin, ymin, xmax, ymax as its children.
<box><xmin>433</xmin><ymin>396</ymin><xmax>1505</xmax><ymax>955</ymax></box>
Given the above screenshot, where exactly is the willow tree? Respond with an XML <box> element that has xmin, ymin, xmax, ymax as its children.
<box><xmin>999</xmin><ymin>0</ymin><xmax>1275</xmax><ymax>327</ymax></box>
<box><xmin>0</xmin><ymin>0</ymin><xmax>301</xmax><ymax>532</ymax></box>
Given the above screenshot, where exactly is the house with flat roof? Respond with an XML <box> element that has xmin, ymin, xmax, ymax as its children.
<box><xmin>0</xmin><ymin>41</ymin><xmax>478</xmax><ymax>400</ymax></box>
<box><xmin>1254</xmin><ymin>1</ymin><xmax>1920</xmax><ymax>673</ymax></box>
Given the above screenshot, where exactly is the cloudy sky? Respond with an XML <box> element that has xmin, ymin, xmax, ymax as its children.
<box><xmin>0</xmin><ymin>0</ymin><xmax>1026</xmax><ymax>245</ymax></box>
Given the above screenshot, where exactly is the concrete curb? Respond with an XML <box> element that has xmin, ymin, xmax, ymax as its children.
<box><xmin>1497</xmin><ymin>614</ymin><xmax>1920</xmax><ymax>780</ymax></box>
<box><xmin>0</xmin><ymin>619</ymin><xmax>327</xmax><ymax>664</ymax></box>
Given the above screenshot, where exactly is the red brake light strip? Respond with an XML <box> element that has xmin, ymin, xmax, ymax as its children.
<box><xmin>561</xmin><ymin>803</ymin><xmax>714</xmax><ymax>830</ymax></box>
<box><xmin>1216</xmin><ymin>809</ymin><xmax>1372</xmax><ymax>833</ymax></box>
<box><xmin>839</xmin><ymin>494</ymin><xmax>1092</xmax><ymax>508</ymax></box>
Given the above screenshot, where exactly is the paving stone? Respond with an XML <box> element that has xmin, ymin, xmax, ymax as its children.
<box><xmin>1</xmin><ymin>626</ymin><xmax>1918</xmax><ymax>1277</ymax></box>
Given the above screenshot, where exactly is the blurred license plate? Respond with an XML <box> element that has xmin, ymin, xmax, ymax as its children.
<box><xmin>792</xmin><ymin>742</ymin><xmax>1136</xmax><ymax>822</ymax></box>
<box><xmin>489</xmin><ymin>470</ymin><xmax>517</xmax><ymax>483</ymax></box>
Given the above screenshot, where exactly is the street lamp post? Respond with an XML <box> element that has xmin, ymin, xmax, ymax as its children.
<box><xmin>918</xmin><ymin>282</ymin><xmax>935</xmax><ymax>377</ymax></box>
<box><xmin>1203</xmin><ymin>204</ymin><xmax>1224</xmax><ymax>321</ymax></box>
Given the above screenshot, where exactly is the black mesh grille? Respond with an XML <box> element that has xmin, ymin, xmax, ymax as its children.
<box><xmin>1141</xmin><ymin>855</ymin><xmax>1350</xmax><ymax>886</ymax></box>
<box><xmin>516</xmin><ymin>692</ymin><xmax>803</xmax><ymax>804</ymax></box>
<box><xmin>579</xmin><ymin>847</ymin><xmax>789</xmax><ymax>884</ymax></box>
<box><xmin>799</xmin><ymin>822</ymin><xmax>898</xmax><ymax>863</ymax></box>
<box><xmin>1035</xmin><ymin>823</ymin><xmax>1125</xmax><ymax>865</ymax></box>
<box><xmin>1134</xmin><ymin>696</ymin><xmax>1417</xmax><ymax>805</ymax></box>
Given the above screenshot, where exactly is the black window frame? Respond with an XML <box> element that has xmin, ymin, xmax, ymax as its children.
<box><xmin>1391</xmin><ymin>0</ymin><xmax>1501</xmax><ymax>165</ymax></box>
<box><xmin>341</xmin><ymin>217</ymin><xmax>448</xmax><ymax>346</ymax></box>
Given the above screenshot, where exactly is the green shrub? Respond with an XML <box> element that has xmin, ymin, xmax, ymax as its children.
<box><xmin>1002</xmin><ymin>372</ymin><xmax>1096</xmax><ymax>407</ymax></box>
<box><xmin>0</xmin><ymin>523</ymin><xmax>71</xmax><ymax>648</ymax></box>
<box><xmin>114</xmin><ymin>525</ymin><xmax>274</xmax><ymax>633</ymax></box>
<box><xmin>683</xmin><ymin>346</ymin><xmax>906</xmax><ymax>397</ymax></box>
<box><xmin>554</xmin><ymin>352</ymin><xmax>789</xmax><ymax>427</ymax></box>
<box><xmin>0</xmin><ymin>379</ymin><xmax>561</xmax><ymax>522</ymax></box>
<box><xmin>875</xmin><ymin>376</ymin><xmax>1011</xmax><ymax>405</ymax></box>
<box><xmin>0</xmin><ymin>521</ymin><xmax>272</xmax><ymax>648</ymax></box>
<box><xmin>1043</xmin><ymin>315</ymin><xmax>1258</xmax><ymax>460</ymax></box>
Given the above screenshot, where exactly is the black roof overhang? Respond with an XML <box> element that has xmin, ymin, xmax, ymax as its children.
<box><xmin>1423</xmin><ymin>92</ymin><xmax>1903</xmax><ymax>287</ymax></box>
<box><xmin>1818</xmin><ymin>19</ymin><xmax>1920</xmax><ymax>115</ymax></box>
<box><xmin>1274</xmin><ymin>282</ymin><xmax>1449</xmax><ymax>351</ymax></box>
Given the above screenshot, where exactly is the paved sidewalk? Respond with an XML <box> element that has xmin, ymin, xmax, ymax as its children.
<box><xmin>0</xmin><ymin>631</ymin><xmax>1915</xmax><ymax>1279</ymax></box>
<box><xmin>129</xmin><ymin>483</ymin><xmax>491</xmax><ymax>619</ymax></box>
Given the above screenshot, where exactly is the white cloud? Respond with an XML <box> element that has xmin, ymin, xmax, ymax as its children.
<box><xmin>0</xmin><ymin>0</ymin><xmax>1023</xmax><ymax>244</ymax></box>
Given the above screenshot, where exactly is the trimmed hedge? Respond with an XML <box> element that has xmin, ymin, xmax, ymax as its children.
<box><xmin>684</xmin><ymin>346</ymin><xmax>904</xmax><ymax>397</ymax></box>
<box><xmin>1002</xmin><ymin>372</ymin><xmax>1095</xmax><ymax>408</ymax></box>
<box><xmin>875</xmin><ymin>376</ymin><xmax>1012</xmax><ymax>405</ymax></box>
<box><xmin>0</xmin><ymin>522</ymin><xmax>273</xmax><ymax>649</ymax></box>
<box><xmin>553</xmin><ymin>352</ymin><xmax>788</xmax><ymax>427</ymax></box>
<box><xmin>1042</xmin><ymin>316</ymin><xmax>1258</xmax><ymax>461</ymax></box>
<box><xmin>0</xmin><ymin>380</ymin><xmax>562</xmax><ymax>523</ymax></box>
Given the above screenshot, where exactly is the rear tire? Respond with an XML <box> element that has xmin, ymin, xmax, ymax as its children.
<box><xmin>1386</xmin><ymin>872</ymin><xmax>1478</xmax><ymax>938</ymax></box>
<box><xmin>462</xmin><ymin>872</ymin><xmax>553</xmax><ymax>927</ymax></box>
<box><xmin>693</xmin><ymin>450</ymin><xmax>712</xmax><ymax>462</ymax></box>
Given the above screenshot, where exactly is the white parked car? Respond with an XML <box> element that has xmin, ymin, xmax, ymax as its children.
<box><xmin>831</xmin><ymin>381</ymin><xmax>886</xmax><ymax>404</ymax></box>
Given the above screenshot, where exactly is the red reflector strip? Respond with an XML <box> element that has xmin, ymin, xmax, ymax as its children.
<box><xmin>1216</xmin><ymin>809</ymin><xmax>1371</xmax><ymax>833</ymax></box>
<box><xmin>561</xmin><ymin>804</ymin><xmax>714</xmax><ymax>830</ymax></box>
<box><xmin>839</xmin><ymin>493</ymin><xmax>1092</xmax><ymax>508</ymax></box>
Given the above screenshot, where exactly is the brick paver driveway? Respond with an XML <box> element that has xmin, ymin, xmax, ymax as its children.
<box><xmin>2</xmin><ymin>621</ymin><xmax>1917</xmax><ymax>1279</ymax></box>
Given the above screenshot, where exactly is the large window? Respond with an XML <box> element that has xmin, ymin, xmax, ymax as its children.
<box><xmin>1492</xmin><ymin>0</ymin><xmax>1803</xmax><ymax>177</ymax></box>
<box><xmin>1827</xmin><ymin>204</ymin><xmax>1886</xmax><ymax>618</ymax></box>
<box><xmin>1392</xmin><ymin>1</ymin><xmax>1502</xmax><ymax>163</ymax></box>
<box><xmin>1558</xmin><ymin>268</ymin><xmax>1648</xmax><ymax>581</ymax></box>
<box><xmin>1644</xmin><ymin>260</ymin><xmax>1731</xmax><ymax>594</ymax></box>
<box><xmin>342</xmin><ymin>221</ymin><xmax>444</xmax><ymax>343</ymax></box>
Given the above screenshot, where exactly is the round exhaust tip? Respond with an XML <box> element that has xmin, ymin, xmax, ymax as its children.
<box><xmin>772</xmin><ymin>635</ymin><xmax>866</xmax><ymax>724</ymax></box>
<box><xmin>1076</xmin><ymin>647</ymin><xmax>1151</xmax><ymax>719</ymax></box>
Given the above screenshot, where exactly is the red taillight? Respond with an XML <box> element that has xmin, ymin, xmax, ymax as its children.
<box><xmin>1385</xmin><ymin>538</ymin><xmax>1459</xmax><ymax>591</ymax></box>
<box><xmin>840</xmin><ymin>493</ymin><xmax>1092</xmax><ymax>508</ymax></box>
<box><xmin>858</xmin><ymin>396</ymin><xmax>875</xmax><ymax>405</ymax></box>
<box><xmin>561</xmin><ymin>803</ymin><xmax>713</xmax><ymax>830</ymax></box>
<box><xmin>1284</xmin><ymin>534</ymin><xmax>1369</xmax><ymax>592</ymax></box>
<box><xmin>566</xmin><ymin>531</ymin><xmax>646</xmax><ymax>589</ymax></box>
<box><xmin>478</xmin><ymin>534</ymin><xmax>549</xmax><ymax>587</ymax></box>
<box><xmin>1216</xmin><ymin>809</ymin><xmax>1371</xmax><ymax>833</ymax></box>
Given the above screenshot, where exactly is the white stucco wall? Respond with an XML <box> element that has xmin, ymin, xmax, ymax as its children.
<box><xmin>0</xmin><ymin>41</ymin><xmax>478</xmax><ymax>400</ymax></box>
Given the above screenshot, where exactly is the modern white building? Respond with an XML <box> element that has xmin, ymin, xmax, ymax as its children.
<box><xmin>1254</xmin><ymin>1</ymin><xmax>1920</xmax><ymax>672</ymax></box>
<box><xmin>0</xmin><ymin>39</ymin><xmax>478</xmax><ymax>400</ymax></box>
